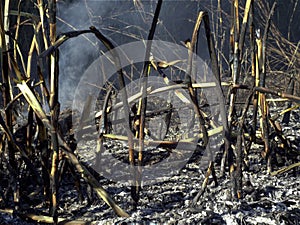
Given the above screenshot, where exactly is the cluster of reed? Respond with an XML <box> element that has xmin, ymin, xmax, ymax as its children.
<box><xmin>0</xmin><ymin>0</ymin><xmax>299</xmax><ymax>224</ymax></box>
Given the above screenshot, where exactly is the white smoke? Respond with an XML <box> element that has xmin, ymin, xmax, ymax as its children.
<box><xmin>56</xmin><ymin>0</ymin><xmax>220</xmax><ymax>108</ymax></box>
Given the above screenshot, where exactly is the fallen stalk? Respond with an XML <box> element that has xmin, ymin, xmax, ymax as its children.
<box><xmin>0</xmin><ymin>208</ymin><xmax>101</xmax><ymax>224</ymax></box>
<box><xmin>254</xmin><ymin>86</ymin><xmax>300</xmax><ymax>103</ymax></box>
<box><xmin>103</xmin><ymin>126</ymin><xmax>223</xmax><ymax>150</ymax></box>
<box><xmin>271</xmin><ymin>162</ymin><xmax>300</xmax><ymax>176</ymax></box>
<box><xmin>95</xmin><ymin>82</ymin><xmax>231</xmax><ymax>118</ymax></box>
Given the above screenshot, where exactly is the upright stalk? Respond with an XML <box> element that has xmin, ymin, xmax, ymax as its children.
<box><xmin>217</xmin><ymin>0</ymin><xmax>223</xmax><ymax>77</ymax></box>
<box><xmin>228</xmin><ymin>0</ymin><xmax>240</xmax><ymax>127</ymax></box>
<box><xmin>259</xmin><ymin>2</ymin><xmax>277</xmax><ymax>174</ymax></box>
<box><xmin>136</xmin><ymin>0</ymin><xmax>163</xmax><ymax>208</ymax></box>
<box><xmin>250</xmin><ymin>2</ymin><xmax>258</xmax><ymax>145</ymax></box>
<box><xmin>48</xmin><ymin>0</ymin><xmax>59</xmax><ymax>223</ymax></box>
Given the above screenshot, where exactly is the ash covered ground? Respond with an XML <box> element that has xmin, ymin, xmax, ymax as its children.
<box><xmin>1</xmin><ymin>107</ymin><xmax>299</xmax><ymax>225</ymax></box>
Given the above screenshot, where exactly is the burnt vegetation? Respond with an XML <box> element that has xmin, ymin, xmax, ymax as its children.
<box><xmin>0</xmin><ymin>0</ymin><xmax>299</xmax><ymax>224</ymax></box>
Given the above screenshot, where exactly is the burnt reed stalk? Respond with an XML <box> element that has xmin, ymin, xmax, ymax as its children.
<box><xmin>193</xmin><ymin>12</ymin><xmax>229</xmax><ymax>204</ymax></box>
<box><xmin>258</xmin><ymin>2</ymin><xmax>277</xmax><ymax>174</ymax></box>
<box><xmin>224</xmin><ymin>0</ymin><xmax>237</xmax><ymax>187</ymax></box>
<box><xmin>233</xmin><ymin>0</ymin><xmax>253</xmax><ymax>199</ymax></box>
<box><xmin>249</xmin><ymin>1</ymin><xmax>258</xmax><ymax>147</ymax></box>
<box><xmin>186</xmin><ymin>11</ymin><xmax>209</xmax><ymax>148</ymax></box>
<box><xmin>202</xmin><ymin>11</ymin><xmax>231</xmax><ymax>178</ymax></box>
<box><xmin>48</xmin><ymin>0</ymin><xmax>60</xmax><ymax>223</ymax></box>
<box><xmin>96</xmin><ymin>86</ymin><xmax>113</xmax><ymax>172</ymax></box>
<box><xmin>135</xmin><ymin>0</ymin><xmax>163</xmax><ymax>209</ymax></box>
<box><xmin>188</xmin><ymin>11</ymin><xmax>213</xmax><ymax>205</ymax></box>
<box><xmin>236</xmin><ymin>89</ymin><xmax>255</xmax><ymax>199</ymax></box>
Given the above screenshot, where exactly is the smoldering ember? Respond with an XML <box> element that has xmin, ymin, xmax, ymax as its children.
<box><xmin>0</xmin><ymin>0</ymin><xmax>299</xmax><ymax>224</ymax></box>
